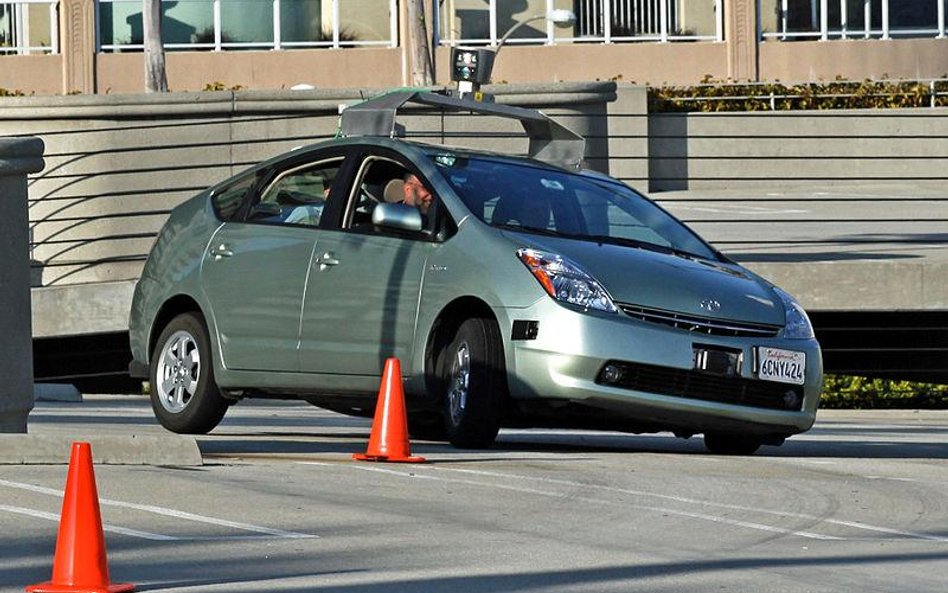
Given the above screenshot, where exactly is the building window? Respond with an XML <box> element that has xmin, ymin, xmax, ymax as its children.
<box><xmin>0</xmin><ymin>0</ymin><xmax>59</xmax><ymax>55</ymax></box>
<box><xmin>96</xmin><ymin>0</ymin><xmax>397</xmax><ymax>52</ymax></box>
<box><xmin>436</xmin><ymin>0</ymin><xmax>723</xmax><ymax>45</ymax></box>
<box><xmin>760</xmin><ymin>0</ymin><xmax>948</xmax><ymax>40</ymax></box>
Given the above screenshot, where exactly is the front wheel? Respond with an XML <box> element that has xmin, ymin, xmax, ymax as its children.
<box><xmin>150</xmin><ymin>312</ymin><xmax>229</xmax><ymax>434</ymax></box>
<box><xmin>438</xmin><ymin>317</ymin><xmax>506</xmax><ymax>449</ymax></box>
<box><xmin>704</xmin><ymin>432</ymin><xmax>763</xmax><ymax>455</ymax></box>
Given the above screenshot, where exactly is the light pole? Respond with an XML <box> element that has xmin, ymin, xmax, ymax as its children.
<box><xmin>450</xmin><ymin>9</ymin><xmax>576</xmax><ymax>100</ymax></box>
<box><xmin>495</xmin><ymin>9</ymin><xmax>576</xmax><ymax>58</ymax></box>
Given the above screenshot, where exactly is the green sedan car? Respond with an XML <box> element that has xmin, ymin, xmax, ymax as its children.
<box><xmin>129</xmin><ymin>93</ymin><xmax>821</xmax><ymax>454</ymax></box>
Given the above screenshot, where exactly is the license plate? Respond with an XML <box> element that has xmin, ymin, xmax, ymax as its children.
<box><xmin>757</xmin><ymin>347</ymin><xmax>806</xmax><ymax>385</ymax></box>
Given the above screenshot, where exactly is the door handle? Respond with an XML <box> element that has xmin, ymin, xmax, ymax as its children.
<box><xmin>315</xmin><ymin>252</ymin><xmax>340</xmax><ymax>269</ymax></box>
<box><xmin>209</xmin><ymin>244</ymin><xmax>234</xmax><ymax>259</ymax></box>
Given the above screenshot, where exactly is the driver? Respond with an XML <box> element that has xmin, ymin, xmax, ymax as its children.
<box><xmin>402</xmin><ymin>173</ymin><xmax>433</xmax><ymax>215</ymax></box>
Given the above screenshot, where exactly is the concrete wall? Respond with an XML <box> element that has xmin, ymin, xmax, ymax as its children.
<box><xmin>0</xmin><ymin>54</ymin><xmax>62</xmax><ymax>95</ymax></box>
<box><xmin>759</xmin><ymin>38</ymin><xmax>948</xmax><ymax>83</ymax></box>
<box><xmin>648</xmin><ymin>108</ymin><xmax>948</xmax><ymax>191</ymax></box>
<box><xmin>433</xmin><ymin>42</ymin><xmax>731</xmax><ymax>86</ymax></box>
<box><xmin>96</xmin><ymin>48</ymin><xmax>405</xmax><ymax>94</ymax></box>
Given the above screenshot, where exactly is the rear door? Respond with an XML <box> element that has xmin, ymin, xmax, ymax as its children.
<box><xmin>201</xmin><ymin>151</ymin><xmax>349</xmax><ymax>372</ymax></box>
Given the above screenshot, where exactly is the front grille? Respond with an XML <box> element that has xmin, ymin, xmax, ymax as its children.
<box><xmin>618</xmin><ymin>303</ymin><xmax>781</xmax><ymax>338</ymax></box>
<box><xmin>598</xmin><ymin>360</ymin><xmax>804</xmax><ymax>411</ymax></box>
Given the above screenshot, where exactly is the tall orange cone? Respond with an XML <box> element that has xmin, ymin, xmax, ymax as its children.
<box><xmin>27</xmin><ymin>442</ymin><xmax>135</xmax><ymax>593</ymax></box>
<box><xmin>353</xmin><ymin>358</ymin><xmax>426</xmax><ymax>463</ymax></box>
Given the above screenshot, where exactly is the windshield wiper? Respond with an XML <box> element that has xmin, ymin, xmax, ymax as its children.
<box><xmin>583</xmin><ymin>234</ymin><xmax>712</xmax><ymax>260</ymax></box>
<box><xmin>581</xmin><ymin>234</ymin><xmax>669</xmax><ymax>254</ymax></box>
<box><xmin>492</xmin><ymin>223</ymin><xmax>572</xmax><ymax>239</ymax></box>
<box><xmin>493</xmin><ymin>224</ymin><xmax>707</xmax><ymax>261</ymax></box>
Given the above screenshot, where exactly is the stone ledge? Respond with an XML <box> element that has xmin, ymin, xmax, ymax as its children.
<box><xmin>0</xmin><ymin>434</ymin><xmax>202</xmax><ymax>465</ymax></box>
<box><xmin>31</xmin><ymin>279</ymin><xmax>137</xmax><ymax>338</ymax></box>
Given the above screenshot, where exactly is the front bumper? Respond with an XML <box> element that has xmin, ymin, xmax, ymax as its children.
<box><xmin>497</xmin><ymin>298</ymin><xmax>822</xmax><ymax>436</ymax></box>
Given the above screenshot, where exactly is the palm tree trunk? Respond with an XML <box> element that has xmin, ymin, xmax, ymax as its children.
<box><xmin>143</xmin><ymin>0</ymin><xmax>168</xmax><ymax>92</ymax></box>
<box><xmin>408</xmin><ymin>0</ymin><xmax>434</xmax><ymax>86</ymax></box>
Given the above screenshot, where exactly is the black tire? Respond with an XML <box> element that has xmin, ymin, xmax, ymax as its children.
<box><xmin>149</xmin><ymin>312</ymin><xmax>229</xmax><ymax>434</ymax></box>
<box><xmin>408</xmin><ymin>411</ymin><xmax>448</xmax><ymax>441</ymax></box>
<box><xmin>438</xmin><ymin>317</ymin><xmax>505</xmax><ymax>449</ymax></box>
<box><xmin>704</xmin><ymin>432</ymin><xmax>763</xmax><ymax>455</ymax></box>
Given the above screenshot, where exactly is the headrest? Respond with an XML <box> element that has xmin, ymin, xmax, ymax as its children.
<box><xmin>383</xmin><ymin>178</ymin><xmax>405</xmax><ymax>203</ymax></box>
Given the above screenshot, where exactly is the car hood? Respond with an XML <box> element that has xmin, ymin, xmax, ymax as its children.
<box><xmin>504</xmin><ymin>231</ymin><xmax>784</xmax><ymax>325</ymax></box>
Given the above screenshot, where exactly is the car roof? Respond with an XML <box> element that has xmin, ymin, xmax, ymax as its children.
<box><xmin>263</xmin><ymin>135</ymin><xmax>570</xmax><ymax>175</ymax></box>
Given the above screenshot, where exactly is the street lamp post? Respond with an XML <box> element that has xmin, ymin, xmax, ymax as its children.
<box><xmin>495</xmin><ymin>9</ymin><xmax>576</xmax><ymax>57</ymax></box>
<box><xmin>450</xmin><ymin>9</ymin><xmax>576</xmax><ymax>100</ymax></box>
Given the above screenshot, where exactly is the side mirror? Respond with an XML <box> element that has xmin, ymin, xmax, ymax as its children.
<box><xmin>372</xmin><ymin>202</ymin><xmax>424</xmax><ymax>232</ymax></box>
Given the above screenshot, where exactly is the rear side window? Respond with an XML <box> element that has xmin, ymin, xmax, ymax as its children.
<box><xmin>211</xmin><ymin>175</ymin><xmax>255</xmax><ymax>221</ymax></box>
<box><xmin>247</xmin><ymin>158</ymin><xmax>343</xmax><ymax>228</ymax></box>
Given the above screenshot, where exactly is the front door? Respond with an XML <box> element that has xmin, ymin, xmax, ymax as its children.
<box><xmin>298</xmin><ymin>155</ymin><xmax>436</xmax><ymax>377</ymax></box>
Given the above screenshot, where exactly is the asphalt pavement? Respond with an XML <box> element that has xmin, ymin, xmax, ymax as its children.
<box><xmin>1</xmin><ymin>395</ymin><xmax>946</xmax><ymax>593</ymax></box>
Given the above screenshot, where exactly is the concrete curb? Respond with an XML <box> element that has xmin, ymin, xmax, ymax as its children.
<box><xmin>0</xmin><ymin>434</ymin><xmax>203</xmax><ymax>465</ymax></box>
<box><xmin>33</xmin><ymin>383</ymin><xmax>83</xmax><ymax>403</ymax></box>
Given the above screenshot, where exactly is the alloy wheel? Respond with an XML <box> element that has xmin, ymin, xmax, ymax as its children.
<box><xmin>447</xmin><ymin>341</ymin><xmax>471</xmax><ymax>426</ymax></box>
<box><xmin>156</xmin><ymin>330</ymin><xmax>201</xmax><ymax>413</ymax></box>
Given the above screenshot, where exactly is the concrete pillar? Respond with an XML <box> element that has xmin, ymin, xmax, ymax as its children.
<box><xmin>607</xmin><ymin>85</ymin><xmax>649</xmax><ymax>192</ymax></box>
<box><xmin>0</xmin><ymin>137</ymin><xmax>45</xmax><ymax>433</ymax></box>
<box><xmin>60</xmin><ymin>0</ymin><xmax>97</xmax><ymax>94</ymax></box>
<box><xmin>725</xmin><ymin>0</ymin><xmax>759</xmax><ymax>81</ymax></box>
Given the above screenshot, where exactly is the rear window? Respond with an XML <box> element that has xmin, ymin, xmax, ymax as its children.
<box><xmin>211</xmin><ymin>175</ymin><xmax>256</xmax><ymax>221</ymax></box>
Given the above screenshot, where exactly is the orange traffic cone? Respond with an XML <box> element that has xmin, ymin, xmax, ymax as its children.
<box><xmin>27</xmin><ymin>442</ymin><xmax>135</xmax><ymax>593</ymax></box>
<box><xmin>353</xmin><ymin>358</ymin><xmax>426</xmax><ymax>463</ymax></box>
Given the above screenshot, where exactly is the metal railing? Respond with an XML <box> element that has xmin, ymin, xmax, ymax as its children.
<box><xmin>0</xmin><ymin>0</ymin><xmax>59</xmax><ymax>54</ymax></box>
<box><xmin>436</xmin><ymin>0</ymin><xmax>723</xmax><ymax>46</ymax></box>
<box><xmin>761</xmin><ymin>0</ymin><xmax>948</xmax><ymax>41</ymax></box>
<box><xmin>96</xmin><ymin>0</ymin><xmax>398</xmax><ymax>52</ymax></box>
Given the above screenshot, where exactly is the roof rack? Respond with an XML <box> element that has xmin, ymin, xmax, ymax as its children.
<box><xmin>338</xmin><ymin>91</ymin><xmax>586</xmax><ymax>170</ymax></box>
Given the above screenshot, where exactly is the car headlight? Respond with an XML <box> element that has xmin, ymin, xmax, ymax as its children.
<box><xmin>517</xmin><ymin>248</ymin><xmax>618</xmax><ymax>314</ymax></box>
<box><xmin>774</xmin><ymin>287</ymin><xmax>814</xmax><ymax>339</ymax></box>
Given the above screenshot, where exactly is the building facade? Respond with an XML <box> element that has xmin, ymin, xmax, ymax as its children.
<box><xmin>1</xmin><ymin>0</ymin><xmax>947</xmax><ymax>95</ymax></box>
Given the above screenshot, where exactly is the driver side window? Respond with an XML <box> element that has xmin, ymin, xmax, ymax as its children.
<box><xmin>346</xmin><ymin>158</ymin><xmax>430</xmax><ymax>230</ymax></box>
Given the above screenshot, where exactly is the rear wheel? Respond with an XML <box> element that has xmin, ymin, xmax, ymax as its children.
<box><xmin>150</xmin><ymin>312</ymin><xmax>229</xmax><ymax>434</ymax></box>
<box><xmin>438</xmin><ymin>317</ymin><xmax>505</xmax><ymax>449</ymax></box>
<box><xmin>704</xmin><ymin>432</ymin><xmax>763</xmax><ymax>455</ymax></box>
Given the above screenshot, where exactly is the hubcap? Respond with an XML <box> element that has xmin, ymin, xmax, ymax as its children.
<box><xmin>156</xmin><ymin>330</ymin><xmax>201</xmax><ymax>414</ymax></box>
<box><xmin>447</xmin><ymin>341</ymin><xmax>471</xmax><ymax>426</ymax></box>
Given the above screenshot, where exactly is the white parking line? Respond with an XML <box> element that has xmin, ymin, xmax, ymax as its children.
<box><xmin>431</xmin><ymin>466</ymin><xmax>948</xmax><ymax>544</ymax></box>
<box><xmin>0</xmin><ymin>478</ymin><xmax>316</xmax><ymax>540</ymax></box>
<box><xmin>300</xmin><ymin>462</ymin><xmax>840</xmax><ymax>541</ymax></box>
<box><xmin>0</xmin><ymin>504</ymin><xmax>177</xmax><ymax>541</ymax></box>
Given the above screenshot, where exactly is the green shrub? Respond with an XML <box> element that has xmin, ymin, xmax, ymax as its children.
<box><xmin>203</xmin><ymin>81</ymin><xmax>244</xmax><ymax>91</ymax></box>
<box><xmin>0</xmin><ymin>87</ymin><xmax>25</xmax><ymax>97</ymax></box>
<box><xmin>649</xmin><ymin>76</ymin><xmax>948</xmax><ymax>113</ymax></box>
<box><xmin>820</xmin><ymin>375</ymin><xmax>948</xmax><ymax>409</ymax></box>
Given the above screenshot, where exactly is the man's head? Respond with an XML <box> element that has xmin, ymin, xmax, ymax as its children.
<box><xmin>402</xmin><ymin>173</ymin><xmax>433</xmax><ymax>215</ymax></box>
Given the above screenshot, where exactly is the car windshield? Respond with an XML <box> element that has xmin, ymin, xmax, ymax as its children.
<box><xmin>431</xmin><ymin>155</ymin><xmax>718</xmax><ymax>260</ymax></box>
